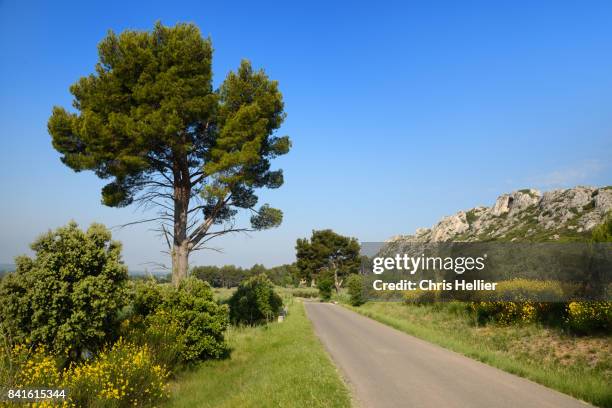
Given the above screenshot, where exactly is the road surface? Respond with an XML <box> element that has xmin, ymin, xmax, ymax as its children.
<box><xmin>304</xmin><ymin>302</ymin><xmax>591</xmax><ymax>408</ymax></box>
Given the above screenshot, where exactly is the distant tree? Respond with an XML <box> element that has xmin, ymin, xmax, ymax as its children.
<box><xmin>295</xmin><ymin>229</ymin><xmax>360</xmax><ymax>291</ymax></box>
<box><xmin>191</xmin><ymin>265</ymin><xmax>223</xmax><ymax>287</ymax></box>
<box><xmin>48</xmin><ymin>22</ymin><xmax>290</xmax><ymax>286</ymax></box>
<box><xmin>0</xmin><ymin>222</ymin><xmax>127</xmax><ymax>360</ymax></box>
<box><xmin>191</xmin><ymin>263</ymin><xmax>298</xmax><ymax>287</ymax></box>
<box><xmin>317</xmin><ymin>273</ymin><xmax>334</xmax><ymax>301</ymax></box>
<box><xmin>220</xmin><ymin>265</ymin><xmax>248</xmax><ymax>287</ymax></box>
<box><xmin>346</xmin><ymin>274</ymin><xmax>367</xmax><ymax>306</ymax></box>
<box><xmin>265</xmin><ymin>264</ymin><xmax>299</xmax><ymax>286</ymax></box>
<box><xmin>249</xmin><ymin>263</ymin><xmax>267</xmax><ymax>276</ymax></box>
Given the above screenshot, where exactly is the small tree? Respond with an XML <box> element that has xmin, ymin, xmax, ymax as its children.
<box><xmin>317</xmin><ymin>274</ymin><xmax>334</xmax><ymax>301</ymax></box>
<box><xmin>129</xmin><ymin>277</ymin><xmax>229</xmax><ymax>365</ymax></box>
<box><xmin>296</xmin><ymin>229</ymin><xmax>360</xmax><ymax>292</ymax></box>
<box><xmin>0</xmin><ymin>222</ymin><xmax>127</xmax><ymax>359</ymax></box>
<box><xmin>162</xmin><ymin>277</ymin><xmax>230</xmax><ymax>361</ymax></box>
<box><xmin>346</xmin><ymin>274</ymin><xmax>367</xmax><ymax>306</ymax></box>
<box><xmin>48</xmin><ymin>22</ymin><xmax>290</xmax><ymax>286</ymax></box>
<box><xmin>228</xmin><ymin>274</ymin><xmax>283</xmax><ymax>325</ymax></box>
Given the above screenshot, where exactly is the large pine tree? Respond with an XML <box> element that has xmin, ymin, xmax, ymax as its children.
<box><xmin>48</xmin><ymin>22</ymin><xmax>290</xmax><ymax>285</ymax></box>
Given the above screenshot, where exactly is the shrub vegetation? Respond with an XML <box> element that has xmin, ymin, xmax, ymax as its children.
<box><xmin>317</xmin><ymin>274</ymin><xmax>334</xmax><ymax>301</ymax></box>
<box><xmin>127</xmin><ymin>277</ymin><xmax>230</xmax><ymax>366</ymax></box>
<box><xmin>228</xmin><ymin>274</ymin><xmax>283</xmax><ymax>325</ymax></box>
<box><xmin>0</xmin><ymin>222</ymin><xmax>127</xmax><ymax>360</ymax></box>
<box><xmin>346</xmin><ymin>274</ymin><xmax>367</xmax><ymax>306</ymax></box>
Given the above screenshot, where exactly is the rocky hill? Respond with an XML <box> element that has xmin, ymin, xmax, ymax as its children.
<box><xmin>388</xmin><ymin>186</ymin><xmax>612</xmax><ymax>243</ymax></box>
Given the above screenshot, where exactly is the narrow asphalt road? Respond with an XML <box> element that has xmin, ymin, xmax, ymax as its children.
<box><xmin>304</xmin><ymin>302</ymin><xmax>591</xmax><ymax>408</ymax></box>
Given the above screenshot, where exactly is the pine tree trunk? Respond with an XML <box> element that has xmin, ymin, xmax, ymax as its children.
<box><xmin>334</xmin><ymin>269</ymin><xmax>340</xmax><ymax>293</ymax></box>
<box><xmin>172</xmin><ymin>155</ymin><xmax>191</xmax><ymax>286</ymax></box>
<box><xmin>172</xmin><ymin>240</ymin><xmax>189</xmax><ymax>286</ymax></box>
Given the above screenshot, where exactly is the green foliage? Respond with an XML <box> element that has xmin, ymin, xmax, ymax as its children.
<box><xmin>191</xmin><ymin>263</ymin><xmax>298</xmax><ymax>288</ymax></box>
<box><xmin>129</xmin><ymin>309</ymin><xmax>185</xmax><ymax>371</ymax></box>
<box><xmin>132</xmin><ymin>279</ymin><xmax>166</xmax><ymax>316</ymax></box>
<box><xmin>127</xmin><ymin>278</ymin><xmax>229</xmax><ymax>365</ymax></box>
<box><xmin>228</xmin><ymin>274</ymin><xmax>283</xmax><ymax>325</ymax></box>
<box><xmin>192</xmin><ymin>264</ymin><xmax>248</xmax><ymax>288</ymax></box>
<box><xmin>346</xmin><ymin>274</ymin><xmax>367</xmax><ymax>306</ymax></box>
<box><xmin>295</xmin><ymin>229</ymin><xmax>360</xmax><ymax>284</ymax></box>
<box><xmin>465</xmin><ymin>209</ymin><xmax>479</xmax><ymax>224</ymax></box>
<box><xmin>48</xmin><ymin>22</ymin><xmax>291</xmax><ymax>283</ymax></box>
<box><xmin>250</xmin><ymin>204</ymin><xmax>283</xmax><ymax>230</ymax></box>
<box><xmin>0</xmin><ymin>222</ymin><xmax>127</xmax><ymax>358</ymax></box>
<box><xmin>47</xmin><ymin>22</ymin><xmax>217</xmax><ymax>206</ymax></box>
<box><xmin>591</xmin><ymin>213</ymin><xmax>612</xmax><ymax>242</ymax></box>
<box><xmin>164</xmin><ymin>277</ymin><xmax>230</xmax><ymax>360</ymax></box>
<box><xmin>264</xmin><ymin>264</ymin><xmax>300</xmax><ymax>287</ymax></box>
<box><xmin>317</xmin><ymin>275</ymin><xmax>334</xmax><ymax>301</ymax></box>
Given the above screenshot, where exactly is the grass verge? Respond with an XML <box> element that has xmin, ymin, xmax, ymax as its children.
<box><xmin>344</xmin><ymin>302</ymin><xmax>611</xmax><ymax>408</ymax></box>
<box><xmin>165</xmin><ymin>299</ymin><xmax>351</xmax><ymax>408</ymax></box>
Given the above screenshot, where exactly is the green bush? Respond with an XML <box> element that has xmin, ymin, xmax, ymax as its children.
<box><xmin>121</xmin><ymin>309</ymin><xmax>185</xmax><ymax>371</ymax></box>
<box><xmin>346</xmin><ymin>274</ymin><xmax>366</xmax><ymax>306</ymax></box>
<box><xmin>164</xmin><ymin>277</ymin><xmax>230</xmax><ymax>361</ymax></box>
<box><xmin>591</xmin><ymin>212</ymin><xmax>612</xmax><ymax>242</ymax></box>
<box><xmin>228</xmin><ymin>274</ymin><xmax>283</xmax><ymax>325</ymax></box>
<box><xmin>131</xmin><ymin>279</ymin><xmax>166</xmax><ymax>317</ymax></box>
<box><xmin>126</xmin><ymin>277</ymin><xmax>230</xmax><ymax>366</ymax></box>
<box><xmin>317</xmin><ymin>276</ymin><xmax>334</xmax><ymax>301</ymax></box>
<box><xmin>0</xmin><ymin>222</ymin><xmax>127</xmax><ymax>360</ymax></box>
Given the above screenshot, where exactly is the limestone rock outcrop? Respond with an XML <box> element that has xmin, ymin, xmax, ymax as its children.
<box><xmin>396</xmin><ymin>186</ymin><xmax>612</xmax><ymax>243</ymax></box>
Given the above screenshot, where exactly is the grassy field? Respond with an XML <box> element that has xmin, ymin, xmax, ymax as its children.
<box><xmin>345</xmin><ymin>301</ymin><xmax>612</xmax><ymax>408</ymax></box>
<box><xmin>165</xmin><ymin>299</ymin><xmax>351</xmax><ymax>408</ymax></box>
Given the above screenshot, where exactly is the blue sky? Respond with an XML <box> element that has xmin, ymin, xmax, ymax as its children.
<box><xmin>1</xmin><ymin>0</ymin><xmax>611</xmax><ymax>270</ymax></box>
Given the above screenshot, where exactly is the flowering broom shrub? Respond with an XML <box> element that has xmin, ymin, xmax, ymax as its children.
<box><xmin>403</xmin><ymin>289</ymin><xmax>439</xmax><ymax>305</ymax></box>
<box><xmin>469</xmin><ymin>279</ymin><xmax>568</xmax><ymax>325</ymax></box>
<box><xmin>2</xmin><ymin>343</ymin><xmax>63</xmax><ymax>389</ymax></box>
<box><xmin>65</xmin><ymin>338</ymin><xmax>169</xmax><ymax>407</ymax></box>
<box><xmin>565</xmin><ymin>301</ymin><xmax>612</xmax><ymax>333</ymax></box>
<box><xmin>1</xmin><ymin>339</ymin><xmax>168</xmax><ymax>408</ymax></box>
